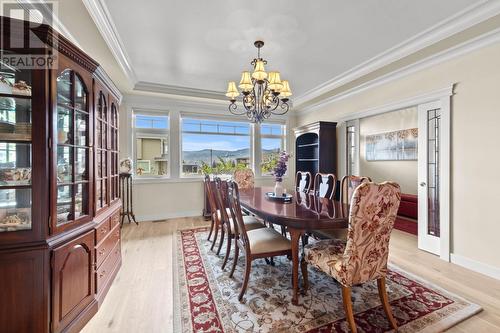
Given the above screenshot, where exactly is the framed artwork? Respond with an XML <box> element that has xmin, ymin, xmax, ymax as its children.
<box><xmin>366</xmin><ymin>128</ymin><xmax>418</xmax><ymax>161</ymax></box>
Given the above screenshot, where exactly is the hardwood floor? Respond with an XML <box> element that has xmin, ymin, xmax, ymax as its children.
<box><xmin>81</xmin><ymin>217</ymin><xmax>500</xmax><ymax>333</ymax></box>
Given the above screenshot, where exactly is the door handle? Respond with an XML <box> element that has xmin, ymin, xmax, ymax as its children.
<box><xmin>420</xmin><ymin>182</ymin><xmax>426</xmax><ymax>187</ymax></box>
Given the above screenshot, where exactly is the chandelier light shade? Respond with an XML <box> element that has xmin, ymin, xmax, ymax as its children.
<box><xmin>226</xmin><ymin>40</ymin><xmax>292</xmax><ymax>123</ymax></box>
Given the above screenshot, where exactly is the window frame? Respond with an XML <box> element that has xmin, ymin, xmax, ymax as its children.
<box><xmin>345</xmin><ymin>119</ymin><xmax>359</xmax><ymax>176</ymax></box>
<box><xmin>132</xmin><ymin>110</ymin><xmax>170</xmax><ymax>179</ymax></box>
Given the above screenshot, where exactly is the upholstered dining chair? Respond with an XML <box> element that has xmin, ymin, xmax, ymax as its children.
<box><xmin>301</xmin><ymin>182</ymin><xmax>401</xmax><ymax>333</ymax></box>
<box><xmin>227</xmin><ymin>181</ymin><xmax>292</xmax><ymax>302</ymax></box>
<box><xmin>296</xmin><ymin>171</ymin><xmax>312</xmax><ymax>192</ymax></box>
<box><xmin>213</xmin><ymin>178</ymin><xmax>265</xmax><ymax>269</ymax></box>
<box><xmin>233</xmin><ymin>168</ymin><xmax>255</xmax><ymax>189</ymax></box>
<box><xmin>312</xmin><ymin>173</ymin><xmax>337</xmax><ymax>199</ymax></box>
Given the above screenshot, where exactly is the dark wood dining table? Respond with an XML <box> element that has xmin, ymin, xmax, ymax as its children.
<box><xmin>238</xmin><ymin>186</ymin><xmax>349</xmax><ymax>305</ymax></box>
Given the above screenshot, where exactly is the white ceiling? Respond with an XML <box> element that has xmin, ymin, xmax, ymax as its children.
<box><xmin>104</xmin><ymin>0</ymin><xmax>480</xmax><ymax>98</ymax></box>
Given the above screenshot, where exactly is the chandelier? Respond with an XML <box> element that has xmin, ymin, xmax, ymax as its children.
<box><xmin>225</xmin><ymin>40</ymin><xmax>292</xmax><ymax>123</ymax></box>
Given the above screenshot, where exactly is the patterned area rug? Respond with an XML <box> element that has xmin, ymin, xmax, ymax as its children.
<box><xmin>174</xmin><ymin>227</ymin><xmax>481</xmax><ymax>333</ymax></box>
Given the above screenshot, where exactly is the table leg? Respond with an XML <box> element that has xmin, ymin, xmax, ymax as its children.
<box><xmin>288</xmin><ymin>227</ymin><xmax>303</xmax><ymax>306</ymax></box>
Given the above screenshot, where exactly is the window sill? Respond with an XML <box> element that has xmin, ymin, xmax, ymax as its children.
<box><xmin>133</xmin><ymin>177</ymin><xmax>202</xmax><ymax>184</ymax></box>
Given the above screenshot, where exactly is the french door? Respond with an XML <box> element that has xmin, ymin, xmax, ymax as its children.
<box><xmin>417</xmin><ymin>100</ymin><xmax>450</xmax><ymax>259</ymax></box>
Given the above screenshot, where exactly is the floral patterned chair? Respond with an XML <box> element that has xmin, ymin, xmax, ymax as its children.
<box><xmin>301</xmin><ymin>182</ymin><xmax>401</xmax><ymax>333</ymax></box>
<box><xmin>233</xmin><ymin>168</ymin><xmax>255</xmax><ymax>190</ymax></box>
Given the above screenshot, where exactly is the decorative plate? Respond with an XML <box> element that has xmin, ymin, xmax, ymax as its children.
<box><xmin>265</xmin><ymin>192</ymin><xmax>293</xmax><ymax>203</ymax></box>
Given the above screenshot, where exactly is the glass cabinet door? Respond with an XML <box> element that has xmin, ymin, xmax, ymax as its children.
<box><xmin>55</xmin><ymin>70</ymin><xmax>90</xmax><ymax>227</ymax></box>
<box><xmin>95</xmin><ymin>92</ymin><xmax>108</xmax><ymax>211</ymax></box>
<box><xmin>0</xmin><ymin>60</ymin><xmax>33</xmax><ymax>233</ymax></box>
<box><xmin>110</xmin><ymin>103</ymin><xmax>119</xmax><ymax>202</ymax></box>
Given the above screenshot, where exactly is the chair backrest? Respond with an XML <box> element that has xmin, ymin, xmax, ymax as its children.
<box><xmin>340</xmin><ymin>175</ymin><xmax>372</xmax><ymax>205</ymax></box>
<box><xmin>312</xmin><ymin>173</ymin><xmax>337</xmax><ymax>199</ymax></box>
<box><xmin>341</xmin><ymin>182</ymin><xmax>401</xmax><ymax>286</ymax></box>
<box><xmin>204</xmin><ymin>175</ymin><xmax>218</xmax><ymax>215</ymax></box>
<box><xmin>227</xmin><ymin>181</ymin><xmax>250</xmax><ymax>250</ymax></box>
<box><xmin>296</xmin><ymin>171</ymin><xmax>312</xmax><ymax>192</ymax></box>
<box><xmin>213</xmin><ymin>177</ymin><xmax>230</xmax><ymax>226</ymax></box>
<box><xmin>233</xmin><ymin>168</ymin><xmax>255</xmax><ymax>190</ymax></box>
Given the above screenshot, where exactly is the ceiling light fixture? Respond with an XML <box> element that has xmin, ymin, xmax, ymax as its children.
<box><xmin>226</xmin><ymin>40</ymin><xmax>292</xmax><ymax>123</ymax></box>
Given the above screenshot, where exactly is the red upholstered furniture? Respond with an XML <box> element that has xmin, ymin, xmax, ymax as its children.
<box><xmin>397</xmin><ymin>194</ymin><xmax>418</xmax><ymax>219</ymax></box>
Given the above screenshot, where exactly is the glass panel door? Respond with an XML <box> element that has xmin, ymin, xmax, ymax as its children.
<box><xmin>55</xmin><ymin>70</ymin><xmax>90</xmax><ymax>227</ymax></box>
<box><xmin>95</xmin><ymin>92</ymin><xmax>108</xmax><ymax>211</ymax></box>
<box><xmin>0</xmin><ymin>57</ymin><xmax>33</xmax><ymax>233</ymax></box>
<box><xmin>418</xmin><ymin>101</ymin><xmax>441</xmax><ymax>255</ymax></box>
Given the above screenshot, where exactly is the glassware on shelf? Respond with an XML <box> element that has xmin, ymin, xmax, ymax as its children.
<box><xmin>0</xmin><ymin>142</ymin><xmax>32</xmax><ymax>186</ymax></box>
<box><xmin>74</xmin><ymin>77</ymin><xmax>87</xmax><ymax>111</ymax></box>
<box><xmin>74</xmin><ymin>183</ymin><xmax>88</xmax><ymax>218</ymax></box>
<box><xmin>0</xmin><ymin>97</ymin><xmax>32</xmax><ymax>141</ymax></box>
<box><xmin>75</xmin><ymin>111</ymin><xmax>88</xmax><ymax>146</ymax></box>
<box><xmin>0</xmin><ymin>188</ymin><xmax>32</xmax><ymax>232</ymax></box>
<box><xmin>0</xmin><ymin>69</ymin><xmax>32</xmax><ymax>97</ymax></box>
<box><xmin>57</xmin><ymin>106</ymin><xmax>72</xmax><ymax>144</ymax></box>
<box><xmin>75</xmin><ymin>148</ymin><xmax>88</xmax><ymax>181</ymax></box>
<box><xmin>57</xmin><ymin>146</ymin><xmax>72</xmax><ymax>183</ymax></box>
<box><xmin>56</xmin><ymin>70</ymin><xmax>71</xmax><ymax>107</ymax></box>
<box><xmin>56</xmin><ymin>185</ymin><xmax>73</xmax><ymax>225</ymax></box>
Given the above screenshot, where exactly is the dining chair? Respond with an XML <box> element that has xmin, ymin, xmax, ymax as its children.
<box><xmin>315</xmin><ymin>175</ymin><xmax>372</xmax><ymax>241</ymax></box>
<box><xmin>213</xmin><ymin>177</ymin><xmax>265</xmax><ymax>269</ymax></box>
<box><xmin>301</xmin><ymin>182</ymin><xmax>401</xmax><ymax>333</ymax></box>
<box><xmin>227</xmin><ymin>181</ymin><xmax>292</xmax><ymax>302</ymax></box>
<box><xmin>233</xmin><ymin>168</ymin><xmax>255</xmax><ymax>189</ymax></box>
<box><xmin>204</xmin><ymin>175</ymin><xmax>223</xmax><ymax>251</ymax></box>
<box><xmin>312</xmin><ymin>173</ymin><xmax>337</xmax><ymax>199</ymax></box>
<box><xmin>295</xmin><ymin>171</ymin><xmax>312</xmax><ymax>192</ymax></box>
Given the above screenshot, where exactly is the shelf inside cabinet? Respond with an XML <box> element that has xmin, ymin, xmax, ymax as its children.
<box><xmin>0</xmin><ymin>92</ymin><xmax>32</xmax><ymax>99</ymax></box>
<box><xmin>297</xmin><ymin>143</ymin><xmax>319</xmax><ymax>148</ymax></box>
<box><xmin>0</xmin><ymin>133</ymin><xmax>31</xmax><ymax>142</ymax></box>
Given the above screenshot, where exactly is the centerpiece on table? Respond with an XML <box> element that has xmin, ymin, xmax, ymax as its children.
<box><xmin>272</xmin><ymin>151</ymin><xmax>290</xmax><ymax>196</ymax></box>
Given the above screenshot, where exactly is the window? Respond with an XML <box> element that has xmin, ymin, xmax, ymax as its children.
<box><xmin>260</xmin><ymin>123</ymin><xmax>286</xmax><ymax>176</ymax></box>
<box><xmin>133</xmin><ymin>113</ymin><xmax>169</xmax><ymax>177</ymax></box>
<box><xmin>181</xmin><ymin>117</ymin><xmax>251</xmax><ymax>176</ymax></box>
<box><xmin>345</xmin><ymin>120</ymin><xmax>358</xmax><ymax>176</ymax></box>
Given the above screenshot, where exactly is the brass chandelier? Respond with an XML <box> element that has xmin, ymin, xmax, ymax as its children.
<box><xmin>226</xmin><ymin>40</ymin><xmax>292</xmax><ymax>123</ymax></box>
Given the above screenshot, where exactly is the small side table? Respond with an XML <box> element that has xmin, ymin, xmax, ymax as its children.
<box><xmin>120</xmin><ymin>173</ymin><xmax>138</xmax><ymax>226</ymax></box>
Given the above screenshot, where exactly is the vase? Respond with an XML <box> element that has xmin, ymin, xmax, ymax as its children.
<box><xmin>274</xmin><ymin>181</ymin><xmax>284</xmax><ymax>197</ymax></box>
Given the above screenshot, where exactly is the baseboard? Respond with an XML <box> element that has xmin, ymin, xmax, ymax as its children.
<box><xmin>135</xmin><ymin>210</ymin><xmax>202</xmax><ymax>222</ymax></box>
<box><xmin>450</xmin><ymin>253</ymin><xmax>500</xmax><ymax>281</ymax></box>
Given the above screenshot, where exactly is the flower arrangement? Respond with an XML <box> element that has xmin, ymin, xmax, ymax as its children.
<box><xmin>273</xmin><ymin>151</ymin><xmax>290</xmax><ymax>182</ymax></box>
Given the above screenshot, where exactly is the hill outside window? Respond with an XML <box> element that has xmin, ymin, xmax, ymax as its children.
<box><xmin>180</xmin><ymin>117</ymin><xmax>251</xmax><ymax>177</ymax></box>
<box><xmin>260</xmin><ymin>123</ymin><xmax>286</xmax><ymax>176</ymax></box>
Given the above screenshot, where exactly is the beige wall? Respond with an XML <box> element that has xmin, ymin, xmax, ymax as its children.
<box><xmin>359</xmin><ymin>108</ymin><xmax>418</xmax><ymax>195</ymax></box>
<box><xmin>296</xmin><ymin>41</ymin><xmax>500</xmax><ymax>270</ymax></box>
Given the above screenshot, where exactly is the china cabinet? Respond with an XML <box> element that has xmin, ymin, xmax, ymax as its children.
<box><xmin>0</xmin><ymin>16</ymin><xmax>122</xmax><ymax>333</ymax></box>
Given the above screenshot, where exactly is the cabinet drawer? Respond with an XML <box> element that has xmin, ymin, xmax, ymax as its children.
<box><xmin>96</xmin><ymin>241</ymin><xmax>121</xmax><ymax>294</ymax></box>
<box><xmin>110</xmin><ymin>210</ymin><xmax>121</xmax><ymax>228</ymax></box>
<box><xmin>95</xmin><ymin>218</ymin><xmax>111</xmax><ymax>244</ymax></box>
<box><xmin>95</xmin><ymin>224</ymin><xmax>120</xmax><ymax>268</ymax></box>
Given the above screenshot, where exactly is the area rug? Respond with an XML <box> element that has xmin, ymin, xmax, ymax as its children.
<box><xmin>174</xmin><ymin>227</ymin><xmax>481</xmax><ymax>333</ymax></box>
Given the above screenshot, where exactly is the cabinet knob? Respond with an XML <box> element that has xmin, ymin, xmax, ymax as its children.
<box><xmin>420</xmin><ymin>182</ymin><xmax>426</xmax><ymax>187</ymax></box>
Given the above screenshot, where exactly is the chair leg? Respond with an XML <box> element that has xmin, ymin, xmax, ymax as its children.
<box><xmin>238</xmin><ymin>255</ymin><xmax>252</xmax><ymax>302</ymax></box>
<box><xmin>377</xmin><ymin>277</ymin><xmax>398</xmax><ymax>330</ymax></box>
<box><xmin>301</xmin><ymin>234</ymin><xmax>309</xmax><ymax>247</ymax></box>
<box><xmin>221</xmin><ymin>234</ymin><xmax>232</xmax><ymax>270</ymax></box>
<box><xmin>216</xmin><ymin>226</ymin><xmax>225</xmax><ymax>255</ymax></box>
<box><xmin>207</xmin><ymin>216</ymin><xmax>214</xmax><ymax>241</ymax></box>
<box><xmin>281</xmin><ymin>225</ymin><xmax>287</xmax><ymax>237</ymax></box>
<box><xmin>229</xmin><ymin>244</ymin><xmax>239</xmax><ymax>278</ymax></box>
<box><xmin>210</xmin><ymin>219</ymin><xmax>219</xmax><ymax>251</ymax></box>
<box><xmin>341</xmin><ymin>286</ymin><xmax>357</xmax><ymax>333</ymax></box>
<box><xmin>300</xmin><ymin>257</ymin><xmax>309</xmax><ymax>293</ymax></box>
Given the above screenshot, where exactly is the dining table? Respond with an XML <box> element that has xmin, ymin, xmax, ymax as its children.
<box><xmin>238</xmin><ymin>186</ymin><xmax>349</xmax><ymax>305</ymax></box>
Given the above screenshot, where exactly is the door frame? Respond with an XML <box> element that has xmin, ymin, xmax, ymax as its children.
<box><xmin>339</xmin><ymin>85</ymin><xmax>453</xmax><ymax>261</ymax></box>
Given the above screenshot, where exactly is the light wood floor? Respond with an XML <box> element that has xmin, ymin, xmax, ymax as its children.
<box><xmin>81</xmin><ymin>217</ymin><xmax>500</xmax><ymax>333</ymax></box>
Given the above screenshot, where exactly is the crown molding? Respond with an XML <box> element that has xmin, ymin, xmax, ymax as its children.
<box><xmin>82</xmin><ymin>0</ymin><xmax>137</xmax><ymax>84</ymax></box>
<box><xmin>95</xmin><ymin>66</ymin><xmax>123</xmax><ymax>104</ymax></box>
<box><xmin>297</xmin><ymin>27</ymin><xmax>500</xmax><ymax>116</ymax></box>
<box><xmin>335</xmin><ymin>85</ymin><xmax>454</xmax><ymax>123</ymax></box>
<box><xmin>294</xmin><ymin>0</ymin><xmax>500</xmax><ymax>108</ymax></box>
<box><xmin>133</xmin><ymin>81</ymin><xmax>226</xmax><ymax>100</ymax></box>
